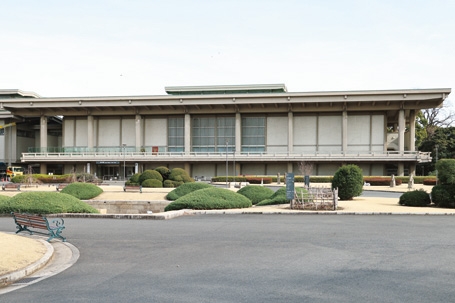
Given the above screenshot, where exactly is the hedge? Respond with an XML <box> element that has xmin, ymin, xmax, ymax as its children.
<box><xmin>399</xmin><ymin>189</ymin><xmax>431</xmax><ymax>207</ymax></box>
<box><xmin>142</xmin><ymin>179</ymin><xmax>163</xmax><ymax>188</ymax></box>
<box><xmin>0</xmin><ymin>192</ymin><xmax>99</xmax><ymax>214</ymax></box>
<box><xmin>363</xmin><ymin>177</ymin><xmax>403</xmax><ymax>186</ymax></box>
<box><xmin>237</xmin><ymin>186</ymin><xmax>274</xmax><ymax>205</ymax></box>
<box><xmin>165</xmin><ymin>187</ymin><xmax>252</xmax><ymax>211</ymax></box>
<box><xmin>60</xmin><ymin>183</ymin><xmax>103</xmax><ymax>200</ymax></box>
<box><xmin>166</xmin><ymin>182</ymin><xmax>213</xmax><ymax>200</ymax></box>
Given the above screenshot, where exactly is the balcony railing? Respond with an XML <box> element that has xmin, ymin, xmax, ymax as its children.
<box><xmin>21</xmin><ymin>150</ymin><xmax>432</xmax><ymax>163</ymax></box>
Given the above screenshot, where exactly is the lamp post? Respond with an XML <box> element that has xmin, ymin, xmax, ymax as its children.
<box><xmin>435</xmin><ymin>144</ymin><xmax>439</xmax><ymax>185</ymax></box>
<box><xmin>226</xmin><ymin>140</ymin><xmax>229</xmax><ymax>188</ymax></box>
<box><xmin>122</xmin><ymin>143</ymin><xmax>127</xmax><ymax>183</ymax></box>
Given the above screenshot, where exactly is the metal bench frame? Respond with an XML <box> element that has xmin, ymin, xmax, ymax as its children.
<box><xmin>11</xmin><ymin>212</ymin><xmax>66</xmax><ymax>242</ymax></box>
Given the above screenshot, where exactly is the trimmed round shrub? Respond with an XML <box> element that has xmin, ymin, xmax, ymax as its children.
<box><xmin>0</xmin><ymin>192</ymin><xmax>98</xmax><ymax>214</ymax></box>
<box><xmin>142</xmin><ymin>179</ymin><xmax>163</xmax><ymax>188</ymax></box>
<box><xmin>154</xmin><ymin>166</ymin><xmax>170</xmax><ymax>180</ymax></box>
<box><xmin>399</xmin><ymin>189</ymin><xmax>431</xmax><ymax>207</ymax></box>
<box><xmin>168</xmin><ymin>168</ymin><xmax>193</xmax><ymax>183</ymax></box>
<box><xmin>139</xmin><ymin>170</ymin><xmax>163</xmax><ymax>184</ymax></box>
<box><xmin>256</xmin><ymin>187</ymin><xmax>308</xmax><ymax>206</ymax></box>
<box><xmin>0</xmin><ymin>195</ymin><xmax>10</xmax><ymax>206</ymax></box>
<box><xmin>237</xmin><ymin>185</ymin><xmax>274</xmax><ymax>205</ymax></box>
<box><xmin>431</xmin><ymin>185</ymin><xmax>455</xmax><ymax>208</ymax></box>
<box><xmin>166</xmin><ymin>182</ymin><xmax>213</xmax><ymax>200</ymax></box>
<box><xmin>331</xmin><ymin>164</ymin><xmax>363</xmax><ymax>200</ymax></box>
<box><xmin>60</xmin><ymin>182</ymin><xmax>103</xmax><ymax>200</ymax></box>
<box><xmin>165</xmin><ymin>187</ymin><xmax>252</xmax><ymax>211</ymax></box>
<box><xmin>129</xmin><ymin>173</ymin><xmax>141</xmax><ymax>184</ymax></box>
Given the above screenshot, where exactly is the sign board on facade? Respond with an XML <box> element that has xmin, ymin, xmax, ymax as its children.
<box><xmin>96</xmin><ymin>161</ymin><xmax>120</xmax><ymax>165</ymax></box>
<box><xmin>286</xmin><ymin>173</ymin><xmax>295</xmax><ymax>200</ymax></box>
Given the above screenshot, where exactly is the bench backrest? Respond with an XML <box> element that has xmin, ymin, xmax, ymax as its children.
<box><xmin>12</xmin><ymin>213</ymin><xmax>48</xmax><ymax>230</ymax></box>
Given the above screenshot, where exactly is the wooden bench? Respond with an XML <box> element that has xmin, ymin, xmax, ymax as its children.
<box><xmin>2</xmin><ymin>183</ymin><xmax>21</xmax><ymax>191</ymax></box>
<box><xmin>11</xmin><ymin>212</ymin><xmax>66</xmax><ymax>242</ymax></box>
<box><xmin>56</xmin><ymin>183</ymin><xmax>69</xmax><ymax>191</ymax></box>
<box><xmin>123</xmin><ymin>185</ymin><xmax>142</xmax><ymax>193</ymax></box>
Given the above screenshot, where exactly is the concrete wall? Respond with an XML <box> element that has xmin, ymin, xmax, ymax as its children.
<box><xmin>267</xmin><ymin>116</ymin><xmax>288</xmax><ymax>152</ymax></box>
<box><xmin>293</xmin><ymin>116</ymin><xmax>317</xmax><ymax>152</ymax></box>
<box><xmin>86</xmin><ymin>201</ymin><xmax>169</xmax><ymax>214</ymax></box>
<box><xmin>266</xmin><ymin>163</ymin><xmax>287</xmax><ymax>175</ymax></box>
<box><xmin>121</xmin><ymin>118</ymin><xmax>135</xmax><ymax>146</ymax></box>
<box><xmin>98</xmin><ymin>118</ymin><xmax>120</xmax><ymax>146</ymax></box>
<box><xmin>319</xmin><ymin>115</ymin><xmax>342</xmax><ymax>151</ymax></box>
<box><xmin>144</xmin><ymin>117</ymin><xmax>167</xmax><ymax>148</ymax></box>
<box><xmin>192</xmin><ymin>163</ymin><xmax>216</xmax><ymax>179</ymax></box>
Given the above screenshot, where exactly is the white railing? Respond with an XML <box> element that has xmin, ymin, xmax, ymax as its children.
<box><xmin>21</xmin><ymin>150</ymin><xmax>432</xmax><ymax>163</ymax></box>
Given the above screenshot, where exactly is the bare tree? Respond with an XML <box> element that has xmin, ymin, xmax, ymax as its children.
<box><xmin>419</xmin><ymin>101</ymin><xmax>455</xmax><ymax>139</ymax></box>
<box><xmin>298</xmin><ymin>161</ymin><xmax>313</xmax><ymax>176</ymax></box>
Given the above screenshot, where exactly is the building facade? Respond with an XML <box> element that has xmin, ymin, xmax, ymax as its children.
<box><xmin>0</xmin><ymin>84</ymin><xmax>451</xmax><ymax>180</ymax></box>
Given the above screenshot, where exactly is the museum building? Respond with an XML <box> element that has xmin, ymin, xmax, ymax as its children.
<box><xmin>0</xmin><ymin>84</ymin><xmax>451</xmax><ymax>180</ymax></box>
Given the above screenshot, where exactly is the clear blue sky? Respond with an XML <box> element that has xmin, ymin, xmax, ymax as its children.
<box><xmin>1</xmin><ymin>0</ymin><xmax>453</xmax><ymax>103</ymax></box>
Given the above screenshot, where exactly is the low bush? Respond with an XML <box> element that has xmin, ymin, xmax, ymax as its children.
<box><xmin>36</xmin><ymin>174</ymin><xmax>73</xmax><ymax>184</ymax></box>
<box><xmin>245</xmin><ymin>177</ymin><xmax>272</xmax><ymax>184</ymax></box>
<box><xmin>168</xmin><ymin>168</ymin><xmax>194</xmax><ymax>183</ymax></box>
<box><xmin>431</xmin><ymin>185</ymin><xmax>455</xmax><ymax>208</ymax></box>
<box><xmin>423</xmin><ymin>178</ymin><xmax>437</xmax><ymax>185</ymax></box>
<box><xmin>363</xmin><ymin>177</ymin><xmax>403</xmax><ymax>186</ymax></box>
<box><xmin>60</xmin><ymin>183</ymin><xmax>103</xmax><ymax>200</ymax></box>
<box><xmin>163</xmin><ymin>180</ymin><xmax>184</xmax><ymax>188</ymax></box>
<box><xmin>165</xmin><ymin>187</ymin><xmax>251</xmax><ymax>211</ymax></box>
<box><xmin>398</xmin><ymin>189</ymin><xmax>431</xmax><ymax>207</ymax></box>
<box><xmin>211</xmin><ymin>176</ymin><xmax>247</xmax><ymax>182</ymax></box>
<box><xmin>129</xmin><ymin>173</ymin><xmax>141</xmax><ymax>184</ymax></box>
<box><xmin>237</xmin><ymin>186</ymin><xmax>274</xmax><ymax>204</ymax></box>
<box><xmin>166</xmin><ymin>182</ymin><xmax>213</xmax><ymax>200</ymax></box>
<box><xmin>11</xmin><ymin>175</ymin><xmax>27</xmax><ymax>183</ymax></box>
<box><xmin>256</xmin><ymin>187</ymin><xmax>308</xmax><ymax>206</ymax></box>
<box><xmin>142</xmin><ymin>179</ymin><xmax>163</xmax><ymax>188</ymax></box>
<box><xmin>139</xmin><ymin>170</ymin><xmax>163</xmax><ymax>184</ymax></box>
<box><xmin>154</xmin><ymin>166</ymin><xmax>170</xmax><ymax>180</ymax></box>
<box><xmin>0</xmin><ymin>195</ymin><xmax>10</xmax><ymax>203</ymax></box>
<box><xmin>0</xmin><ymin>192</ymin><xmax>98</xmax><ymax>214</ymax></box>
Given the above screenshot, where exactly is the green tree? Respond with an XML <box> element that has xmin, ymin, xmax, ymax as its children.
<box><xmin>331</xmin><ymin>164</ymin><xmax>363</xmax><ymax>200</ymax></box>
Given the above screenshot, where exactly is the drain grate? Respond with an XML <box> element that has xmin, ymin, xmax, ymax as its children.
<box><xmin>13</xmin><ymin>276</ymin><xmax>42</xmax><ymax>285</ymax></box>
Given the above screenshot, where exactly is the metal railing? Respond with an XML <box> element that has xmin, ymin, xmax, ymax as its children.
<box><xmin>21</xmin><ymin>150</ymin><xmax>432</xmax><ymax>163</ymax></box>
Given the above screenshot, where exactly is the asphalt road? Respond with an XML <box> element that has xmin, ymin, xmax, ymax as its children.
<box><xmin>1</xmin><ymin>215</ymin><xmax>455</xmax><ymax>303</ymax></box>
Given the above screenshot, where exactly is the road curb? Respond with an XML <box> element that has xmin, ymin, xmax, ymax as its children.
<box><xmin>0</xmin><ymin>238</ymin><xmax>54</xmax><ymax>287</ymax></box>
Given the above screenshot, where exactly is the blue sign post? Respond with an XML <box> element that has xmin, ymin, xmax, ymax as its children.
<box><xmin>286</xmin><ymin>173</ymin><xmax>295</xmax><ymax>200</ymax></box>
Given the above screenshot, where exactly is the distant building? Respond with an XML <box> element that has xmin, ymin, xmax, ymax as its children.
<box><xmin>0</xmin><ymin>84</ymin><xmax>451</xmax><ymax>180</ymax></box>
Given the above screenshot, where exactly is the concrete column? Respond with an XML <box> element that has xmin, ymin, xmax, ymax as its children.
<box><xmin>40</xmin><ymin>163</ymin><xmax>47</xmax><ymax>175</ymax></box>
<box><xmin>235</xmin><ymin>163</ymin><xmax>241</xmax><ymax>176</ymax></box>
<box><xmin>135</xmin><ymin>115</ymin><xmax>141</xmax><ymax>150</ymax></box>
<box><xmin>235</xmin><ymin>113</ymin><xmax>241</xmax><ymax>153</ymax></box>
<box><xmin>87</xmin><ymin>115</ymin><xmax>94</xmax><ymax>149</ymax></box>
<box><xmin>40</xmin><ymin>115</ymin><xmax>48</xmax><ymax>152</ymax></box>
<box><xmin>185</xmin><ymin>114</ymin><xmax>191</xmax><ymax>155</ymax></box>
<box><xmin>184</xmin><ymin>162</ymin><xmax>191</xmax><ymax>176</ymax></box>
<box><xmin>342</xmin><ymin>110</ymin><xmax>348</xmax><ymax>153</ymax></box>
<box><xmin>409</xmin><ymin>110</ymin><xmax>416</xmax><ymax>151</ymax></box>
<box><xmin>397</xmin><ymin>163</ymin><xmax>404</xmax><ymax>176</ymax></box>
<box><xmin>398</xmin><ymin>109</ymin><xmax>405</xmax><ymax>152</ymax></box>
<box><xmin>288</xmin><ymin>111</ymin><xmax>293</xmax><ymax>154</ymax></box>
<box><xmin>409</xmin><ymin>163</ymin><xmax>416</xmax><ymax>177</ymax></box>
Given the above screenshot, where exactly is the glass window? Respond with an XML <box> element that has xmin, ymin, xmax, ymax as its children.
<box><xmin>192</xmin><ymin>116</ymin><xmax>234</xmax><ymax>152</ymax></box>
<box><xmin>242</xmin><ymin>117</ymin><xmax>265</xmax><ymax>153</ymax></box>
<box><xmin>168</xmin><ymin>117</ymin><xmax>184</xmax><ymax>152</ymax></box>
